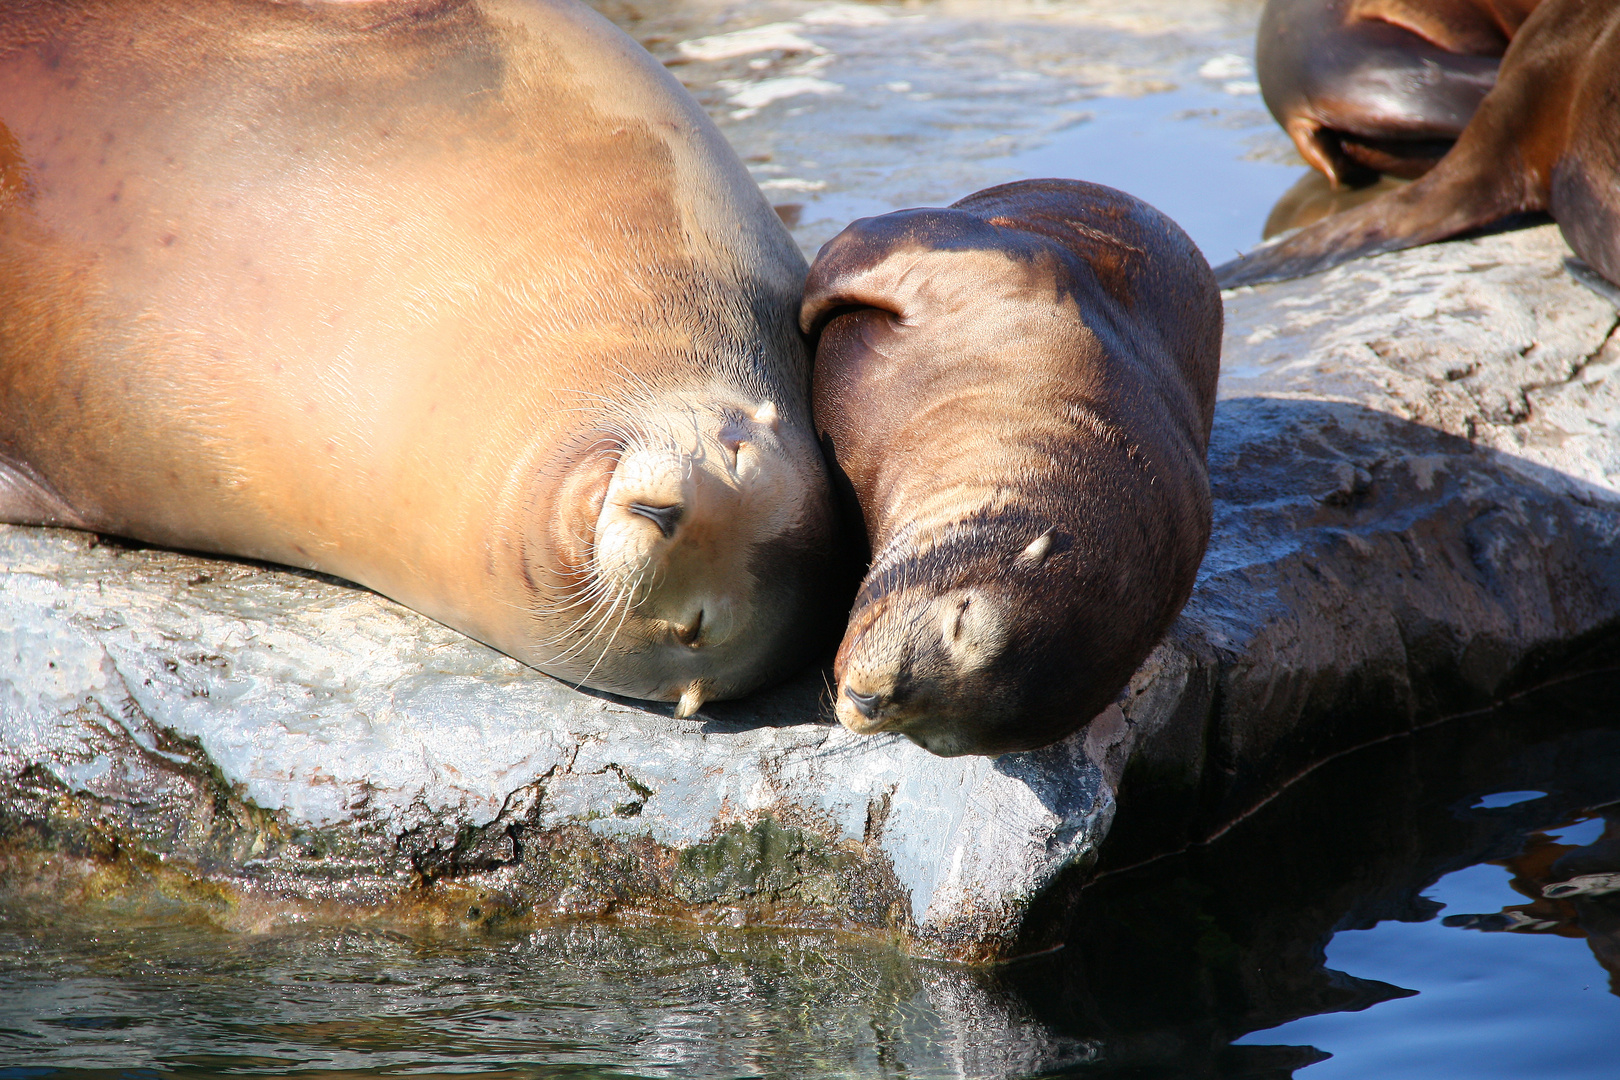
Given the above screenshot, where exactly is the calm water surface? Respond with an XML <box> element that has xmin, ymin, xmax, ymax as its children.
<box><xmin>6</xmin><ymin>1</ymin><xmax>1619</xmax><ymax>1077</ymax></box>
<box><xmin>616</xmin><ymin>0</ymin><xmax>1301</xmax><ymax>261</ymax></box>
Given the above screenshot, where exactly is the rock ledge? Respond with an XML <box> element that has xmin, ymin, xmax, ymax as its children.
<box><xmin>4</xmin><ymin>225</ymin><xmax>1619</xmax><ymax>961</ymax></box>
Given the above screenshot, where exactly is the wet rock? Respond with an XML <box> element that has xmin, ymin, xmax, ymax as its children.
<box><xmin>4</xmin><ymin>224</ymin><xmax>1619</xmax><ymax>961</ymax></box>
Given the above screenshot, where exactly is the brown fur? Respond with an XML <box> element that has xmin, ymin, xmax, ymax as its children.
<box><xmin>1222</xmin><ymin>0</ymin><xmax>1620</xmax><ymax>287</ymax></box>
<box><xmin>0</xmin><ymin>0</ymin><xmax>838</xmax><ymax>704</ymax></box>
<box><xmin>1258</xmin><ymin>0</ymin><xmax>1542</xmax><ymax>187</ymax></box>
<box><xmin>802</xmin><ymin>180</ymin><xmax>1221</xmax><ymax>757</ymax></box>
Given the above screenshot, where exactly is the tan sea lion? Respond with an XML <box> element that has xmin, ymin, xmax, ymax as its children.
<box><xmin>802</xmin><ymin>180</ymin><xmax>1222</xmax><ymax>757</ymax></box>
<box><xmin>0</xmin><ymin>0</ymin><xmax>840</xmax><ymax>712</ymax></box>
<box><xmin>1259</xmin><ymin>0</ymin><xmax>1542</xmax><ymax>187</ymax></box>
<box><xmin>1220</xmin><ymin>0</ymin><xmax>1620</xmax><ymax>288</ymax></box>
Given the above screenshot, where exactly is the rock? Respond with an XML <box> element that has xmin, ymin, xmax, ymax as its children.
<box><xmin>0</xmin><ymin>527</ymin><xmax>1112</xmax><ymax>962</ymax></box>
<box><xmin>4</xmin><ymin>224</ymin><xmax>1619</xmax><ymax>961</ymax></box>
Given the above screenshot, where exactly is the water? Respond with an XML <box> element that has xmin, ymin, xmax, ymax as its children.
<box><xmin>617</xmin><ymin>0</ymin><xmax>1301</xmax><ymax>261</ymax></box>
<box><xmin>1004</xmin><ymin>89</ymin><xmax>1301</xmax><ymax>264</ymax></box>
<box><xmin>6</xmin><ymin>670</ymin><xmax>1620</xmax><ymax>1078</ymax></box>
<box><xmin>6</xmin><ymin>1</ymin><xmax>1619</xmax><ymax>1076</ymax></box>
<box><xmin>1233</xmin><ymin>812</ymin><xmax>1620</xmax><ymax>1079</ymax></box>
<box><xmin>1249</xmin><ymin>866</ymin><xmax>1620</xmax><ymax>1080</ymax></box>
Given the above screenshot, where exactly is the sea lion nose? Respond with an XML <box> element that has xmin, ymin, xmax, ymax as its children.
<box><xmin>627</xmin><ymin>501</ymin><xmax>683</xmax><ymax>538</ymax></box>
<box><xmin>844</xmin><ymin>686</ymin><xmax>882</xmax><ymax>719</ymax></box>
<box><xmin>674</xmin><ymin>609</ymin><xmax>703</xmax><ymax>647</ymax></box>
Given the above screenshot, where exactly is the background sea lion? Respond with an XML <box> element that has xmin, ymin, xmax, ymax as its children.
<box><xmin>0</xmin><ymin>0</ymin><xmax>839</xmax><ymax>713</ymax></box>
<box><xmin>1220</xmin><ymin>0</ymin><xmax>1620</xmax><ymax>288</ymax></box>
<box><xmin>1259</xmin><ymin>0</ymin><xmax>1542</xmax><ymax>188</ymax></box>
<box><xmin>802</xmin><ymin>179</ymin><xmax>1222</xmax><ymax>757</ymax></box>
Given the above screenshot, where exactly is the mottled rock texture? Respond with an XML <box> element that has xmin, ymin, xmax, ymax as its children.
<box><xmin>4</xmin><ymin>225</ymin><xmax>1618</xmax><ymax>961</ymax></box>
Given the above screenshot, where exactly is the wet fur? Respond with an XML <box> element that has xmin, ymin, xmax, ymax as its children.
<box><xmin>1222</xmin><ymin>0</ymin><xmax>1619</xmax><ymax>287</ymax></box>
<box><xmin>1257</xmin><ymin>0</ymin><xmax>1540</xmax><ymax>187</ymax></box>
<box><xmin>803</xmin><ymin>180</ymin><xmax>1222</xmax><ymax>756</ymax></box>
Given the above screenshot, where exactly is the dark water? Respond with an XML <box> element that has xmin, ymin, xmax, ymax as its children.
<box><xmin>5</xmin><ymin>671</ymin><xmax>1619</xmax><ymax>1079</ymax></box>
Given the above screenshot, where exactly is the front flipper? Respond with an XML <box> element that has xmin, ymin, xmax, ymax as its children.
<box><xmin>1219</xmin><ymin>30</ymin><xmax>1563</xmax><ymax>290</ymax></box>
<box><xmin>1215</xmin><ymin>158</ymin><xmax>1524</xmax><ymax>287</ymax></box>
<box><xmin>0</xmin><ymin>455</ymin><xmax>90</xmax><ymax>529</ymax></box>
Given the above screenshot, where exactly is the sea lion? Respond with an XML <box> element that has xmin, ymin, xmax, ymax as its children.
<box><xmin>1220</xmin><ymin>0</ymin><xmax>1620</xmax><ymax>288</ymax></box>
<box><xmin>1258</xmin><ymin>0</ymin><xmax>1542</xmax><ymax>187</ymax></box>
<box><xmin>802</xmin><ymin>180</ymin><xmax>1221</xmax><ymax>757</ymax></box>
<box><xmin>0</xmin><ymin>0</ymin><xmax>839</xmax><ymax>713</ymax></box>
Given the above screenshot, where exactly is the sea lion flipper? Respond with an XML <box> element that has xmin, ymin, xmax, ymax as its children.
<box><xmin>800</xmin><ymin>208</ymin><xmax>1005</xmax><ymax>335</ymax></box>
<box><xmin>1217</xmin><ymin>91</ymin><xmax>1532</xmax><ymax>288</ymax></box>
<box><xmin>1282</xmin><ymin>26</ymin><xmax>1499</xmax><ymax>184</ymax></box>
<box><xmin>1259</xmin><ymin>0</ymin><xmax>1506</xmax><ymax>186</ymax></box>
<box><xmin>0</xmin><ymin>456</ymin><xmax>89</xmax><ymax>529</ymax></box>
<box><xmin>1235</xmin><ymin>0</ymin><xmax>1619</xmax><ymax>288</ymax></box>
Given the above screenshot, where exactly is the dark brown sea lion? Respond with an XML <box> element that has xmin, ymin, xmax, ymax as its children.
<box><xmin>1259</xmin><ymin>0</ymin><xmax>1542</xmax><ymax>187</ymax></box>
<box><xmin>801</xmin><ymin>180</ymin><xmax>1222</xmax><ymax>757</ymax></box>
<box><xmin>1220</xmin><ymin>0</ymin><xmax>1620</xmax><ymax>288</ymax></box>
<box><xmin>0</xmin><ymin>0</ymin><xmax>840</xmax><ymax>713</ymax></box>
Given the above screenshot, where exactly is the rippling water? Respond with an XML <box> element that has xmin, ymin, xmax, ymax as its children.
<box><xmin>6</xmin><ymin>2</ymin><xmax>1620</xmax><ymax>1077</ymax></box>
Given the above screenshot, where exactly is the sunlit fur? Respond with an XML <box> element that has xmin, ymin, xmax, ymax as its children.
<box><xmin>525</xmin><ymin>387</ymin><xmax>834</xmax><ymax>704</ymax></box>
<box><xmin>0</xmin><ymin>0</ymin><xmax>841</xmax><ymax>706</ymax></box>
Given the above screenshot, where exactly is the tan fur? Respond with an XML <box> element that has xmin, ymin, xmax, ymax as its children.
<box><xmin>0</xmin><ymin>0</ymin><xmax>837</xmax><ymax>702</ymax></box>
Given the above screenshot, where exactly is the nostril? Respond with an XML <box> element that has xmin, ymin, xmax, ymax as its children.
<box><xmin>674</xmin><ymin>609</ymin><xmax>703</xmax><ymax>647</ymax></box>
<box><xmin>627</xmin><ymin>501</ymin><xmax>683</xmax><ymax>538</ymax></box>
<box><xmin>844</xmin><ymin>687</ymin><xmax>881</xmax><ymax>719</ymax></box>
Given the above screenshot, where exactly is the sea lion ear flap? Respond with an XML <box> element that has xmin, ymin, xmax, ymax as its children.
<box><xmin>800</xmin><ymin>207</ymin><xmax>1005</xmax><ymax>336</ymax></box>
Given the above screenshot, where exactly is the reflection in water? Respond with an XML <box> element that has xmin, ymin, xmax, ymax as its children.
<box><xmin>1261</xmin><ymin>171</ymin><xmax>1408</xmax><ymax>240</ymax></box>
<box><xmin>4</xmin><ymin>673</ymin><xmax>1618</xmax><ymax>1078</ymax></box>
<box><xmin>1015</xmin><ymin>669</ymin><xmax>1620</xmax><ymax>1079</ymax></box>
<box><xmin>1444</xmin><ymin>808</ymin><xmax>1620</xmax><ymax>976</ymax></box>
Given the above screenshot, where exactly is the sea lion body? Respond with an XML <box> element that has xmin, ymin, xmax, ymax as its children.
<box><xmin>0</xmin><ymin>0</ymin><xmax>837</xmax><ymax>708</ymax></box>
<box><xmin>1221</xmin><ymin>0</ymin><xmax>1620</xmax><ymax>288</ymax></box>
<box><xmin>802</xmin><ymin>180</ymin><xmax>1221</xmax><ymax>757</ymax></box>
<box><xmin>1259</xmin><ymin>0</ymin><xmax>1541</xmax><ymax>186</ymax></box>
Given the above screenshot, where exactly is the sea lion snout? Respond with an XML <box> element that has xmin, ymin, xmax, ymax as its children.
<box><xmin>832</xmin><ymin>575</ymin><xmax>1025</xmax><ymax>754</ymax></box>
<box><xmin>528</xmin><ymin>391</ymin><xmax>832</xmax><ymax>705</ymax></box>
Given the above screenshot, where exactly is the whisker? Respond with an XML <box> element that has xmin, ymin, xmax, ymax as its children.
<box><xmin>579</xmin><ymin>571</ymin><xmax>642</xmax><ymax>689</ymax></box>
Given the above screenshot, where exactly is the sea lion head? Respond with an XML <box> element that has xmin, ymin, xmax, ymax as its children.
<box><xmin>831</xmin><ymin>520</ymin><xmax>1098</xmax><ymax>757</ymax></box>
<box><xmin>523</xmin><ymin>384</ymin><xmax>839</xmax><ymax>713</ymax></box>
